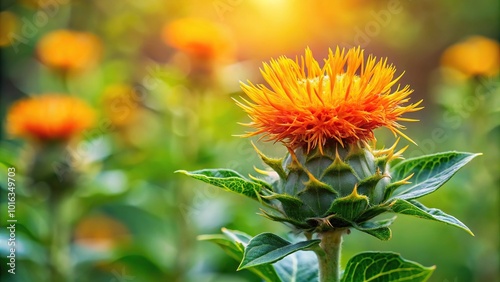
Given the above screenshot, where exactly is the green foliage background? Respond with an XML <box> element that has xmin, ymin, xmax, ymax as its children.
<box><xmin>0</xmin><ymin>0</ymin><xmax>498</xmax><ymax>281</ymax></box>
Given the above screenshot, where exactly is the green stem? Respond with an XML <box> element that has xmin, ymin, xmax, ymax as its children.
<box><xmin>315</xmin><ymin>228</ymin><xmax>345</xmax><ymax>282</ymax></box>
<box><xmin>49</xmin><ymin>195</ymin><xmax>72</xmax><ymax>282</ymax></box>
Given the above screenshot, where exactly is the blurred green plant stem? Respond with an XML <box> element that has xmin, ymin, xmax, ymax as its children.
<box><xmin>49</xmin><ymin>194</ymin><xmax>72</xmax><ymax>282</ymax></box>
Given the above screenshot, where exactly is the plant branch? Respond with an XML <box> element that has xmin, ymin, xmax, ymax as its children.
<box><xmin>314</xmin><ymin>228</ymin><xmax>346</xmax><ymax>282</ymax></box>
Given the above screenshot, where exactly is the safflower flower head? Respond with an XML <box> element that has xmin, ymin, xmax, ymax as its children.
<box><xmin>6</xmin><ymin>94</ymin><xmax>95</xmax><ymax>142</ymax></box>
<box><xmin>441</xmin><ymin>36</ymin><xmax>500</xmax><ymax>79</ymax></box>
<box><xmin>237</xmin><ymin>47</ymin><xmax>422</xmax><ymax>153</ymax></box>
<box><xmin>162</xmin><ymin>17</ymin><xmax>234</xmax><ymax>62</ymax></box>
<box><xmin>37</xmin><ymin>29</ymin><xmax>102</xmax><ymax>72</ymax></box>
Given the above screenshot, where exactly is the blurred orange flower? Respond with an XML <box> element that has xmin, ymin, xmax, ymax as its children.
<box><xmin>74</xmin><ymin>215</ymin><xmax>130</xmax><ymax>250</ymax></box>
<box><xmin>37</xmin><ymin>30</ymin><xmax>102</xmax><ymax>72</ymax></box>
<box><xmin>237</xmin><ymin>47</ymin><xmax>422</xmax><ymax>153</ymax></box>
<box><xmin>441</xmin><ymin>36</ymin><xmax>500</xmax><ymax>78</ymax></box>
<box><xmin>6</xmin><ymin>94</ymin><xmax>95</xmax><ymax>142</ymax></box>
<box><xmin>162</xmin><ymin>18</ymin><xmax>234</xmax><ymax>62</ymax></box>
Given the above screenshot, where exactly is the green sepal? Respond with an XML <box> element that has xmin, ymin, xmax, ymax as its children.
<box><xmin>357</xmin><ymin>169</ymin><xmax>386</xmax><ymax>190</ymax></box>
<box><xmin>308</xmin><ymin>215</ymin><xmax>352</xmax><ymax>232</ymax></box>
<box><xmin>322</xmin><ymin>151</ymin><xmax>353</xmax><ymax>175</ymax></box>
<box><xmin>390</xmin><ymin>199</ymin><xmax>473</xmax><ymax>235</ymax></box>
<box><xmin>260</xmin><ymin>209</ymin><xmax>311</xmax><ymax>229</ymax></box>
<box><xmin>383</xmin><ymin>178</ymin><xmax>410</xmax><ymax>202</ymax></box>
<box><xmin>263</xmin><ymin>193</ymin><xmax>315</xmax><ymax>221</ymax></box>
<box><xmin>249</xmin><ymin>173</ymin><xmax>274</xmax><ymax>191</ymax></box>
<box><xmin>238</xmin><ymin>233</ymin><xmax>320</xmax><ymax>270</ymax></box>
<box><xmin>324</xmin><ymin>187</ymin><xmax>369</xmax><ymax>221</ymax></box>
<box><xmin>352</xmin><ymin>216</ymin><xmax>396</xmax><ymax>241</ymax></box>
<box><xmin>302</xmin><ymin>177</ymin><xmax>338</xmax><ymax>195</ymax></box>
<box><xmin>176</xmin><ymin>169</ymin><xmax>262</xmax><ymax>200</ymax></box>
<box><xmin>389</xmin><ymin>152</ymin><xmax>480</xmax><ymax>200</ymax></box>
<box><xmin>252</xmin><ymin>142</ymin><xmax>287</xmax><ymax>180</ymax></box>
<box><xmin>356</xmin><ymin>205</ymin><xmax>391</xmax><ymax>223</ymax></box>
<box><xmin>341</xmin><ymin>252</ymin><xmax>435</xmax><ymax>282</ymax></box>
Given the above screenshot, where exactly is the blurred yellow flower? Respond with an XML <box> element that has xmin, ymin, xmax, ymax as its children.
<box><xmin>237</xmin><ymin>47</ymin><xmax>422</xmax><ymax>153</ymax></box>
<box><xmin>441</xmin><ymin>36</ymin><xmax>500</xmax><ymax>78</ymax></box>
<box><xmin>6</xmin><ymin>94</ymin><xmax>95</xmax><ymax>142</ymax></box>
<box><xmin>162</xmin><ymin>18</ymin><xmax>234</xmax><ymax>62</ymax></box>
<box><xmin>0</xmin><ymin>11</ymin><xmax>18</xmax><ymax>47</ymax></box>
<box><xmin>74</xmin><ymin>215</ymin><xmax>130</xmax><ymax>250</ymax></box>
<box><xmin>37</xmin><ymin>30</ymin><xmax>102</xmax><ymax>72</ymax></box>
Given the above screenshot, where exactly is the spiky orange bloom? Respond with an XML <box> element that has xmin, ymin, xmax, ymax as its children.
<box><xmin>6</xmin><ymin>94</ymin><xmax>95</xmax><ymax>141</ymax></box>
<box><xmin>237</xmin><ymin>47</ymin><xmax>422</xmax><ymax>152</ymax></box>
<box><xmin>37</xmin><ymin>30</ymin><xmax>102</xmax><ymax>71</ymax></box>
<box><xmin>162</xmin><ymin>18</ymin><xmax>233</xmax><ymax>61</ymax></box>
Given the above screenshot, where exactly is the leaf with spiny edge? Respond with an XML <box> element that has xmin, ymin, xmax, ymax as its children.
<box><xmin>176</xmin><ymin>169</ymin><xmax>262</xmax><ymax>200</ymax></box>
<box><xmin>389</xmin><ymin>199</ymin><xmax>473</xmax><ymax>236</ymax></box>
<box><xmin>389</xmin><ymin>152</ymin><xmax>481</xmax><ymax>200</ymax></box>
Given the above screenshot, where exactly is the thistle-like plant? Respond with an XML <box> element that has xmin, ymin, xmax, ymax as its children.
<box><xmin>177</xmin><ymin>47</ymin><xmax>479</xmax><ymax>282</ymax></box>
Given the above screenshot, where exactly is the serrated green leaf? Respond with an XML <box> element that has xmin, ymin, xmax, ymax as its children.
<box><xmin>353</xmin><ymin>217</ymin><xmax>396</xmax><ymax>241</ymax></box>
<box><xmin>389</xmin><ymin>152</ymin><xmax>480</xmax><ymax>200</ymax></box>
<box><xmin>341</xmin><ymin>252</ymin><xmax>435</xmax><ymax>282</ymax></box>
<box><xmin>325</xmin><ymin>188</ymin><xmax>369</xmax><ymax>220</ymax></box>
<box><xmin>176</xmin><ymin>169</ymin><xmax>262</xmax><ymax>200</ymax></box>
<box><xmin>390</xmin><ymin>199</ymin><xmax>473</xmax><ymax>235</ymax></box>
<box><xmin>239</xmin><ymin>233</ymin><xmax>320</xmax><ymax>270</ymax></box>
<box><xmin>199</xmin><ymin>229</ymin><xmax>282</xmax><ymax>282</ymax></box>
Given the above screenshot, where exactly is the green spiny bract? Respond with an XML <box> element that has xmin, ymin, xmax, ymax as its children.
<box><xmin>254</xmin><ymin>141</ymin><xmax>411</xmax><ymax>236</ymax></box>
